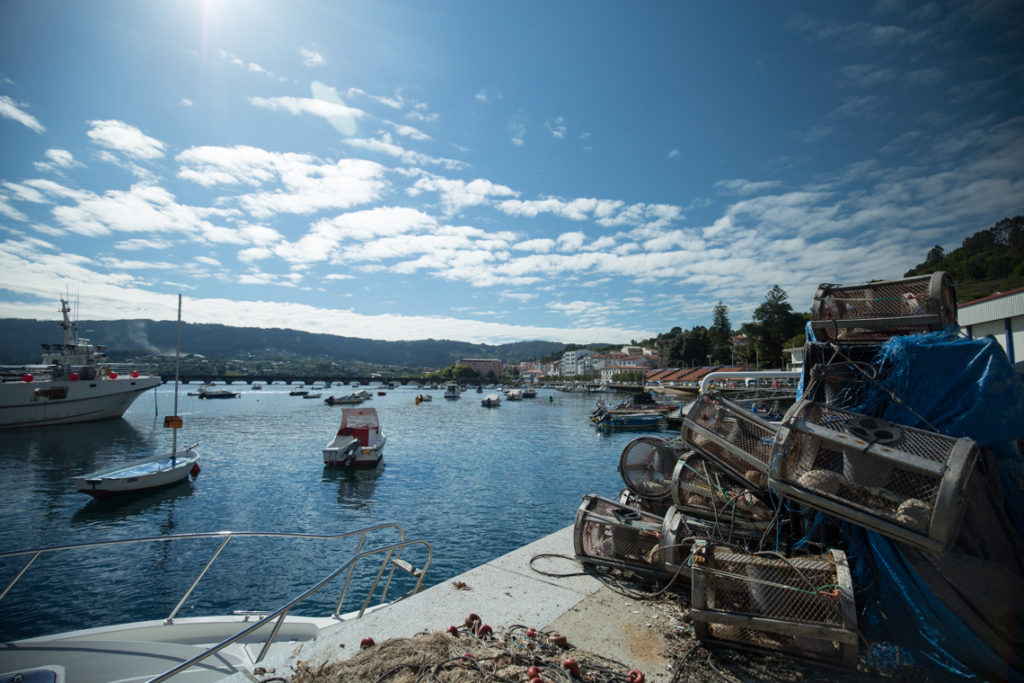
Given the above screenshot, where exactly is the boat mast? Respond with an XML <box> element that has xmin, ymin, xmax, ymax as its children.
<box><xmin>173</xmin><ymin>294</ymin><xmax>181</xmax><ymax>453</ymax></box>
<box><xmin>59</xmin><ymin>298</ymin><xmax>77</xmax><ymax>346</ymax></box>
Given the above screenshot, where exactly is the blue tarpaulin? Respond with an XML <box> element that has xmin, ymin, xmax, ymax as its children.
<box><xmin>799</xmin><ymin>329</ymin><xmax>1024</xmax><ymax>680</ymax></box>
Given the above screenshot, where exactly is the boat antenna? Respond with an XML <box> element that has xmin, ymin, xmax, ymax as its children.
<box><xmin>173</xmin><ymin>294</ymin><xmax>181</xmax><ymax>453</ymax></box>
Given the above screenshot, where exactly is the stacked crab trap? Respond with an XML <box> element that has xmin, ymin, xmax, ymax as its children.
<box><xmin>571</xmin><ymin>271</ymin><xmax>989</xmax><ymax>670</ymax></box>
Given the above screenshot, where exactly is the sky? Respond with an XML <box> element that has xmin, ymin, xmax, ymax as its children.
<box><xmin>1</xmin><ymin>1</ymin><xmax>1022</xmax><ymax>346</ymax></box>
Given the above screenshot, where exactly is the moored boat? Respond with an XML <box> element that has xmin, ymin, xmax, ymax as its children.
<box><xmin>481</xmin><ymin>393</ymin><xmax>501</xmax><ymax>407</ymax></box>
<box><xmin>323</xmin><ymin>407</ymin><xmax>387</xmax><ymax>467</ymax></box>
<box><xmin>198</xmin><ymin>384</ymin><xmax>240</xmax><ymax>399</ymax></box>
<box><xmin>324</xmin><ymin>393</ymin><xmax>364</xmax><ymax>405</ymax></box>
<box><xmin>71</xmin><ymin>294</ymin><xmax>201</xmax><ymax>499</ymax></box>
<box><xmin>443</xmin><ymin>383</ymin><xmax>460</xmax><ymax>399</ymax></box>
<box><xmin>73</xmin><ymin>446</ymin><xmax>200</xmax><ymax>498</ymax></box>
<box><xmin>0</xmin><ymin>298</ymin><xmax>161</xmax><ymax>429</ymax></box>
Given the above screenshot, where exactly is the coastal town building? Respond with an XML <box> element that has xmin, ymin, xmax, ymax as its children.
<box><xmin>560</xmin><ymin>349</ymin><xmax>596</xmax><ymax>377</ymax></box>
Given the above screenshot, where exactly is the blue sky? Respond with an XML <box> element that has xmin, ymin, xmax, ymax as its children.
<box><xmin>1</xmin><ymin>1</ymin><xmax>1022</xmax><ymax>346</ymax></box>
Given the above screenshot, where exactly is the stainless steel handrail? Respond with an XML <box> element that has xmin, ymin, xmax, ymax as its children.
<box><xmin>149</xmin><ymin>538</ymin><xmax>433</xmax><ymax>683</ymax></box>
<box><xmin>0</xmin><ymin>524</ymin><xmax>410</xmax><ymax>622</ymax></box>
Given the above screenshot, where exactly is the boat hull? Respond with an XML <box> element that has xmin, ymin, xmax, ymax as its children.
<box><xmin>0</xmin><ymin>375</ymin><xmax>162</xmax><ymax>429</ymax></box>
<box><xmin>73</xmin><ymin>449</ymin><xmax>199</xmax><ymax>498</ymax></box>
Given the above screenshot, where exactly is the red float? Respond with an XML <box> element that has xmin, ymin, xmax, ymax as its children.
<box><xmin>108</xmin><ymin>371</ymin><xmax>118</xmax><ymax>379</ymax></box>
<box><xmin>69</xmin><ymin>372</ymin><xmax>79</xmax><ymax>381</ymax></box>
<box><xmin>22</xmin><ymin>373</ymin><xmax>33</xmax><ymax>383</ymax></box>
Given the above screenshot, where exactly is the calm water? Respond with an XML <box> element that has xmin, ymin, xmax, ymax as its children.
<box><xmin>0</xmin><ymin>384</ymin><xmax>674</xmax><ymax>641</ymax></box>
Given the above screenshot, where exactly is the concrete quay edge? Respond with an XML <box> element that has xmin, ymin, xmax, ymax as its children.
<box><xmin>225</xmin><ymin>524</ymin><xmax>677</xmax><ymax>681</ymax></box>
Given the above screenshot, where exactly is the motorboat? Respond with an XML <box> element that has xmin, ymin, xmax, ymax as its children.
<box><xmin>506</xmin><ymin>388</ymin><xmax>523</xmax><ymax>401</ymax></box>
<box><xmin>324</xmin><ymin>393</ymin><xmax>364</xmax><ymax>405</ymax></box>
<box><xmin>481</xmin><ymin>393</ymin><xmax>501</xmax><ymax>407</ymax></box>
<box><xmin>522</xmin><ymin>387</ymin><xmax>537</xmax><ymax>398</ymax></box>
<box><xmin>198</xmin><ymin>384</ymin><xmax>240</xmax><ymax>399</ymax></box>
<box><xmin>323</xmin><ymin>407</ymin><xmax>387</xmax><ymax>467</ymax></box>
<box><xmin>593</xmin><ymin>411</ymin><xmax>663</xmax><ymax>430</ymax></box>
<box><xmin>289</xmin><ymin>388</ymin><xmax>309</xmax><ymax>396</ymax></box>
<box><xmin>302</xmin><ymin>392</ymin><xmax>322</xmax><ymax>399</ymax></box>
<box><xmin>443</xmin><ymin>383</ymin><xmax>460</xmax><ymax>399</ymax></box>
<box><xmin>0</xmin><ymin>527</ymin><xmax>431</xmax><ymax>683</ymax></box>
<box><xmin>251</xmin><ymin>383</ymin><xmax>262</xmax><ymax>390</ymax></box>
<box><xmin>0</xmin><ymin>298</ymin><xmax>162</xmax><ymax>429</ymax></box>
<box><xmin>414</xmin><ymin>394</ymin><xmax>432</xmax><ymax>404</ymax></box>
<box><xmin>71</xmin><ymin>295</ymin><xmax>201</xmax><ymax>499</ymax></box>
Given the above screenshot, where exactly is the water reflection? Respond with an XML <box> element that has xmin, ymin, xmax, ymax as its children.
<box><xmin>322</xmin><ymin>463</ymin><xmax>383</xmax><ymax>510</ymax></box>
<box><xmin>71</xmin><ymin>478</ymin><xmax>195</xmax><ymax>528</ymax></box>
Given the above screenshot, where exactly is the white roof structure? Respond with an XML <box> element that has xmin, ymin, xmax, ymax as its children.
<box><xmin>958</xmin><ymin>287</ymin><xmax>1024</xmax><ymax>366</ymax></box>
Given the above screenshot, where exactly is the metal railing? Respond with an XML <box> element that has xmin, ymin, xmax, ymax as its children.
<box><xmin>0</xmin><ymin>525</ymin><xmax>433</xmax><ymax>680</ymax></box>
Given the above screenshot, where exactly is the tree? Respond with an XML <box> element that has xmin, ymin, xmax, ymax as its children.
<box><xmin>708</xmin><ymin>301</ymin><xmax>732</xmax><ymax>364</ymax></box>
<box><xmin>749</xmin><ymin>285</ymin><xmax>805</xmax><ymax>370</ymax></box>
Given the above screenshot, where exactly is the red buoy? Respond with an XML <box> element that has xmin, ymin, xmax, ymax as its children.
<box><xmin>130</xmin><ymin>370</ymin><xmax>139</xmax><ymax>378</ymax></box>
<box><xmin>108</xmin><ymin>371</ymin><xmax>118</xmax><ymax>379</ymax></box>
<box><xmin>69</xmin><ymin>372</ymin><xmax>80</xmax><ymax>381</ymax></box>
<box><xmin>22</xmin><ymin>373</ymin><xmax>33</xmax><ymax>383</ymax></box>
<box><xmin>190</xmin><ymin>463</ymin><xmax>201</xmax><ymax>477</ymax></box>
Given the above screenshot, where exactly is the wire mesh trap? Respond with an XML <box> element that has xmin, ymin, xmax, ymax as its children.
<box><xmin>670</xmin><ymin>451</ymin><xmax>776</xmax><ymax>529</ymax></box>
<box><xmin>618</xmin><ymin>486</ymin><xmax>671</xmax><ymax>517</ymax></box>
<box><xmin>681</xmin><ymin>392</ymin><xmax>778</xmax><ymax>488</ymax></box>
<box><xmin>617</xmin><ymin>435</ymin><xmax>689</xmax><ymax>503</ymax></box>
<box><xmin>572</xmin><ymin>494</ymin><xmax>666</xmax><ymax>575</ymax></box>
<box><xmin>659</xmin><ymin>506</ymin><xmax>771</xmax><ymax>582</ymax></box>
<box><xmin>770</xmin><ymin>399</ymin><xmax>980</xmax><ymax>555</ymax></box>
<box><xmin>690</xmin><ymin>545</ymin><xmax>858</xmax><ymax>668</ymax></box>
<box><xmin>809</xmin><ymin>271</ymin><xmax>957</xmax><ymax>343</ymax></box>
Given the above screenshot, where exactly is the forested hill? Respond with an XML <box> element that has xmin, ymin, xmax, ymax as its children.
<box><xmin>905</xmin><ymin>215</ymin><xmax>1024</xmax><ymax>302</ymax></box>
<box><xmin>0</xmin><ymin>317</ymin><xmax>565</xmax><ymax>369</ymax></box>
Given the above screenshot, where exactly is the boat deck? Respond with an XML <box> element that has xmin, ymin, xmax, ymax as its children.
<box><xmin>223</xmin><ymin>525</ymin><xmax>679</xmax><ymax>681</ymax></box>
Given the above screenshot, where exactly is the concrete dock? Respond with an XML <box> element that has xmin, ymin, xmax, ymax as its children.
<box><xmin>227</xmin><ymin>524</ymin><xmax>679</xmax><ymax>681</ymax></box>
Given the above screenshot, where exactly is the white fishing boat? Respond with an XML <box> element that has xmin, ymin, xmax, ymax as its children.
<box><xmin>323</xmin><ymin>407</ymin><xmax>387</xmax><ymax>467</ymax></box>
<box><xmin>443</xmin><ymin>382</ymin><xmax>460</xmax><ymax>399</ymax></box>
<box><xmin>71</xmin><ymin>295</ymin><xmax>200</xmax><ymax>499</ymax></box>
<box><xmin>0</xmin><ymin>527</ymin><xmax>431</xmax><ymax>683</ymax></box>
<box><xmin>481</xmin><ymin>393</ymin><xmax>501</xmax><ymax>407</ymax></box>
<box><xmin>506</xmin><ymin>388</ymin><xmax>523</xmax><ymax>401</ymax></box>
<box><xmin>0</xmin><ymin>298</ymin><xmax>162</xmax><ymax>429</ymax></box>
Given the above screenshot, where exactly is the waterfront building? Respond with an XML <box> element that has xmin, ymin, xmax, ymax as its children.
<box><xmin>958</xmin><ymin>288</ymin><xmax>1024</xmax><ymax>365</ymax></box>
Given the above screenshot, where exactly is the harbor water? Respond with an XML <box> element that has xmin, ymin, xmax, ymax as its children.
<box><xmin>0</xmin><ymin>384</ymin><xmax>678</xmax><ymax>641</ymax></box>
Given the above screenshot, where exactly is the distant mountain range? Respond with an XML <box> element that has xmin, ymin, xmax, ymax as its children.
<box><xmin>0</xmin><ymin>317</ymin><xmax>568</xmax><ymax>370</ymax></box>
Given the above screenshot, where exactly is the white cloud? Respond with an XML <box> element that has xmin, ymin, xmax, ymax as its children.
<box><xmin>408</xmin><ymin>174</ymin><xmax>518</xmax><ymax>216</ymax></box>
<box><xmin>342</xmin><ymin>133</ymin><xmax>463</xmax><ymax>170</ymax></box>
<box><xmin>180</xmin><ymin>97</ymin><xmax>193</xmax><ymax>107</ymax></box>
<box><xmin>0</xmin><ymin>95</ymin><xmax>45</xmax><ymax>133</ymax></box>
<box><xmin>176</xmin><ymin>146</ymin><xmax>387</xmax><ymax>218</ymax></box>
<box><xmin>300</xmin><ymin>48</ymin><xmax>326</xmax><ymax>67</ymax></box>
<box><xmin>545</xmin><ymin>116</ymin><xmax>567</xmax><ymax>139</ymax></box>
<box><xmin>249</xmin><ymin>95</ymin><xmax>365</xmax><ymax>127</ymax></box>
<box><xmin>509</xmin><ymin>115</ymin><xmax>526</xmax><ymax>147</ymax></box>
<box><xmin>87</xmin><ymin>120</ymin><xmax>166</xmax><ymax>160</ymax></box>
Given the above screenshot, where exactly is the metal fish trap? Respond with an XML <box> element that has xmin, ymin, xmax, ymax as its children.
<box><xmin>618</xmin><ymin>436</ymin><xmax>688</xmax><ymax>503</ymax></box>
<box><xmin>770</xmin><ymin>399</ymin><xmax>979</xmax><ymax>555</ymax></box>
<box><xmin>573</xmin><ymin>495</ymin><xmax>665</xmax><ymax>575</ymax></box>
<box><xmin>659</xmin><ymin>506</ymin><xmax>769</xmax><ymax>581</ymax></box>
<box><xmin>671</xmin><ymin>452</ymin><xmax>776</xmax><ymax>529</ymax></box>
<box><xmin>681</xmin><ymin>392</ymin><xmax>778</xmax><ymax>489</ymax></box>
<box><xmin>810</xmin><ymin>271</ymin><xmax>957</xmax><ymax>343</ymax></box>
<box><xmin>618</xmin><ymin>487</ymin><xmax>671</xmax><ymax>517</ymax></box>
<box><xmin>691</xmin><ymin>546</ymin><xmax>858</xmax><ymax>668</ymax></box>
